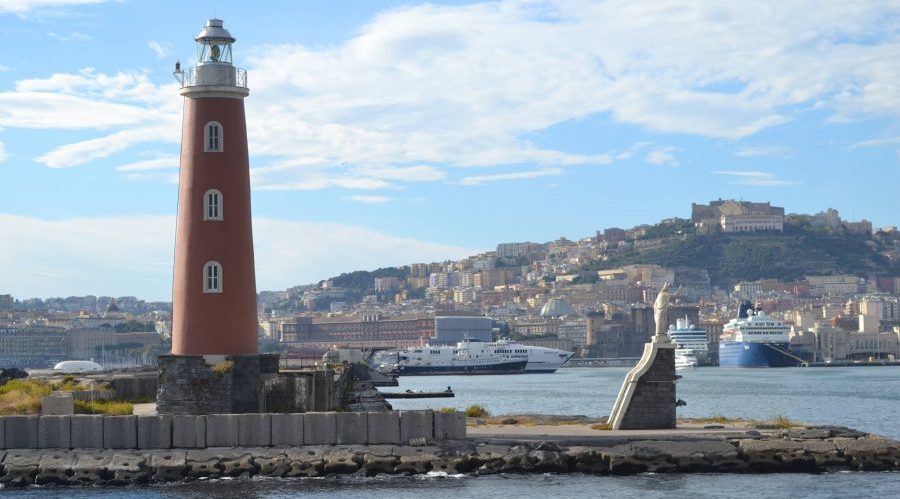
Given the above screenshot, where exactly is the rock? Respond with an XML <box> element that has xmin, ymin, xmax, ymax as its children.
<box><xmin>362</xmin><ymin>452</ymin><xmax>399</xmax><ymax>475</ymax></box>
<box><xmin>324</xmin><ymin>448</ymin><xmax>361</xmax><ymax>474</ymax></box>
<box><xmin>186</xmin><ymin>450</ymin><xmax>223</xmax><ymax>479</ymax></box>
<box><xmin>70</xmin><ymin>452</ymin><xmax>113</xmax><ymax>485</ymax></box>
<box><xmin>108</xmin><ymin>453</ymin><xmax>150</xmax><ymax>485</ymax></box>
<box><xmin>285</xmin><ymin>447</ymin><xmax>328</xmax><ymax>477</ymax></box>
<box><xmin>1</xmin><ymin>450</ymin><xmax>42</xmax><ymax>486</ymax></box>
<box><xmin>220</xmin><ymin>453</ymin><xmax>256</xmax><ymax>477</ymax></box>
<box><xmin>569</xmin><ymin>447</ymin><xmax>609</xmax><ymax>474</ymax></box>
<box><xmin>833</xmin><ymin>437</ymin><xmax>899</xmax><ymax>471</ymax></box>
<box><xmin>528</xmin><ymin>449</ymin><xmax>569</xmax><ymax>473</ymax></box>
<box><xmin>36</xmin><ymin>451</ymin><xmax>75</xmax><ymax>485</ymax></box>
<box><xmin>501</xmin><ymin>445</ymin><xmax>535</xmax><ymax>472</ymax></box>
<box><xmin>787</xmin><ymin>428</ymin><xmax>833</xmax><ymax>440</ymax></box>
<box><xmin>150</xmin><ymin>451</ymin><xmax>186</xmax><ymax>482</ymax></box>
<box><xmin>253</xmin><ymin>451</ymin><xmax>290</xmax><ymax>477</ymax></box>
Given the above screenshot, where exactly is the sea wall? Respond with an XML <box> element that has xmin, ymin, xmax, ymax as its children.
<box><xmin>0</xmin><ymin>426</ymin><xmax>898</xmax><ymax>486</ymax></box>
<box><xmin>0</xmin><ymin>410</ymin><xmax>463</xmax><ymax>451</ymax></box>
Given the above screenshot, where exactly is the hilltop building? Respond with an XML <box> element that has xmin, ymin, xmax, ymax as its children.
<box><xmin>691</xmin><ymin>199</ymin><xmax>785</xmax><ymax>233</ymax></box>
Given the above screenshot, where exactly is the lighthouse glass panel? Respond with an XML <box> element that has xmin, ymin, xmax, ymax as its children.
<box><xmin>204</xmin><ymin>262</ymin><xmax>222</xmax><ymax>293</ymax></box>
<box><xmin>198</xmin><ymin>41</ymin><xmax>232</xmax><ymax>64</ymax></box>
<box><xmin>204</xmin><ymin>121</ymin><xmax>222</xmax><ymax>152</ymax></box>
<box><xmin>204</xmin><ymin>189</ymin><xmax>222</xmax><ymax>221</ymax></box>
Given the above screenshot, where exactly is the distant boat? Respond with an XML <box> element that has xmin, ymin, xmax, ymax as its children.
<box><xmin>53</xmin><ymin>360</ymin><xmax>104</xmax><ymax>373</ymax></box>
<box><xmin>389</xmin><ymin>339</ymin><xmax>527</xmax><ymax>375</ymax></box>
<box><xmin>675</xmin><ymin>350</ymin><xmax>698</xmax><ymax>370</ymax></box>
<box><xmin>719</xmin><ymin>302</ymin><xmax>805</xmax><ymax>368</ymax></box>
<box><xmin>667</xmin><ymin>316</ymin><xmax>709</xmax><ymax>366</ymax></box>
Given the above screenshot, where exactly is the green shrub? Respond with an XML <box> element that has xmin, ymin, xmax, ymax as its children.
<box><xmin>74</xmin><ymin>400</ymin><xmax>134</xmax><ymax>415</ymax></box>
<box><xmin>465</xmin><ymin>405</ymin><xmax>490</xmax><ymax>418</ymax></box>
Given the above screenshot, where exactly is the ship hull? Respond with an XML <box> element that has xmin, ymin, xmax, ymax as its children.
<box><xmin>395</xmin><ymin>360</ymin><xmax>527</xmax><ymax>376</ymax></box>
<box><xmin>719</xmin><ymin>341</ymin><xmax>801</xmax><ymax>367</ymax></box>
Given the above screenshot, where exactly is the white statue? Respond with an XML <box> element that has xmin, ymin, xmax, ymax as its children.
<box><xmin>653</xmin><ymin>282</ymin><xmax>681</xmax><ymax>337</ymax></box>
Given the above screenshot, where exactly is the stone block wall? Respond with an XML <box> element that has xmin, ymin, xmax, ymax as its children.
<box><xmin>0</xmin><ymin>410</ymin><xmax>466</xmax><ymax>450</ymax></box>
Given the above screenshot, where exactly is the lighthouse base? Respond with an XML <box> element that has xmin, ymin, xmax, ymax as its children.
<box><xmin>156</xmin><ymin>354</ymin><xmax>337</xmax><ymax>414</ymax></box>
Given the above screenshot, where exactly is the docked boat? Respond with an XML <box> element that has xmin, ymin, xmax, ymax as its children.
<box><xmin>381</xmin><ymin>338</ymin><xmax>573</xmax><ymax>376</ymax></box>
<box><xmin>389</xmin><ymin>339</ymin><xmax>528</xmax><ymax>376</ymax></box>
<box><xmin>493</xmin><ymin>338</ymin><xmax>574</xmax><ymax>373</ymax></box>
<box><xmin>666</xmin><ymin>316</ymin><xmax>709</xmax><ymax>366</ymax></box>
<box><xmin>719</xmin><ymin>302</ymin><xmax>805</xmax><ymax>368</ymax></box>
<box><xmin>675</xmin><ymin>350</ymin><xmax>698</xmax><ymax>370</ymax></box>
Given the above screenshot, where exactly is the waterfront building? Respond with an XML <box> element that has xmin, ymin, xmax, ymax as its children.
<box><xmin>0</xmin><ymin>326</ymin><xmax>67</xmax><ymax>368</ymax></box>
<box><xmin>170</xmin><ymin>19</ymin><xmax>258</xmax><ymax>356</ymax></box>
<box><xmin>432</xmin><ymin>316</ymin><xmax>492</xmax><ymax>344</ymax></box>
<box><xmin>280</xmin><ymin>314</ymin><xmax>432</xmax><ymax>351</ymax></box>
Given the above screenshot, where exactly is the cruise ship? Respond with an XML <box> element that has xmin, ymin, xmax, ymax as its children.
<box><xmin>380</xmin><ymin>339</ymin><xmax>573</xmax><ymax>376</ymax></box>
<box><xmin>666</xmin><ymin>316</ymin><xmax>709</xmax><ymax>367</ymax></box>
<box><xmin>719</xmin><ymin>302</ymin><xmax>804</xmax><ymax>368</ymax></box>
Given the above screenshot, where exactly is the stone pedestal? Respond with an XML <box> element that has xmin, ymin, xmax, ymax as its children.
<box><xmin>156</xmin><ymin>354</ymin><xmax>266</xmax><ymax>414</ymax></box>
<box><xmin>608</xmin><ymin>335</ymin><xmax>678</xmax><ymax>430</ymax></box>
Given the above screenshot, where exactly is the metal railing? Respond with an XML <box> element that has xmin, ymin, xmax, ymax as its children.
<box><xmin>180</xmin><ymin>66</ymin><xmax>247</xmax><ymax>88</ymax></box>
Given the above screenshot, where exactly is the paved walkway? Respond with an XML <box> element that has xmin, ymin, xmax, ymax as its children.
<box><xmin>467</xmin><ymin>423</ymin><xmax>768</xmax><ymax>442</ymax></box>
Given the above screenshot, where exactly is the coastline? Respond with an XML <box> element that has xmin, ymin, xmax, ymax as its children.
<box><xmin>2</xmin><ymin>423</ymin><xmax>898</xmax><ymax>487</ymax></box>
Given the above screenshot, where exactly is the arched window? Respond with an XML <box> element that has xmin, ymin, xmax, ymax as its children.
<box><xmin>203</xmin><ymin>121</ymin><xmax>223</xmax><ymax>152</ymax></box>
<box><xmin>203</xmin><ymin>189</ymin><xmax>223</xmax><ymax>221</ymax></box>
<box><xmin>203</xmin><ymin>261</ymin><xmax>222</xmax><ymax>293</ymax></box>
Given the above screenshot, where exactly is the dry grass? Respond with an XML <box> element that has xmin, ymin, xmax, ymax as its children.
<box><xmin>0</xmin><ymin>379</ymin><xmax>53</xmax><ymax>415</ymax></box>
<box><xmin>771</xmin><ymin>414</ymin><xmax>800</xmax><ymax>429</ymax></box>
<box><xmin>74</xmin><ymin>400</ymin><xmax>134</xmax><ymax>415</ymax></box>
<box><xmin>591</xmin><ymin>422</ymin><xmax>612</xmax><ymax>430</ymax></box>
<box><xmin>434</xmin><ymin>407</ymin><xmax>457</xmax><ymax>413</ymax></box>
<box><xmin>465</xmin><ymin>405</ymin><xmax>490</xmax><ymax>418</ymax></box>
<box><xmin>211</xmin><ymin>360</ymin><xmax>235</xmax><ymax>376</ymax></box>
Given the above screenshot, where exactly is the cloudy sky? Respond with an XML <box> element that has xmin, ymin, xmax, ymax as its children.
<box><xmin>1</xmin><ymin>0</ymin><xmax>899</xmax><ymax>300</ymax></box>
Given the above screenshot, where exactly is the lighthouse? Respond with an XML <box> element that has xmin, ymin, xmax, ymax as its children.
<box><xmin>171</xmin><ymin>19</ymin><xmax>257</xmax><ymax>356</ymax></box>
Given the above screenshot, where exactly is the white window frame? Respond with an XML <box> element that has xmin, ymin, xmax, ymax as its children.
<box><xmin>203</xmin><ymin>189</ymin><xmax>223</xmax><ymax>221</ymax></box>
<box><xmin>203</xmin><ymin>121</ymin><xmax>223</xmax><ymax>152</ymax></box>
<box><xmin>203</xmin><ymin>261</ymin><xmax>222</xmax><ymax>293</ymax></box>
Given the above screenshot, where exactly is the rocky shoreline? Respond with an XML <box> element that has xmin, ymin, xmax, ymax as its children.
<box><xmin>1</xmin><ymin>425</ymin><xmax>898</xmax><ymax>487</ymax></box>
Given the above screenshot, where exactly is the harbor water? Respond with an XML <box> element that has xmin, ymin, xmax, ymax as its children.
<box><xmin>10</xmin><ymin>366</ymin><xmax>900</xmax><ymax>498</ymax></box>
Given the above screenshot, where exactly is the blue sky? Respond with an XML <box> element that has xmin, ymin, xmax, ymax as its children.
<box><xmin>1</xmin><ymin>0</ymin><xmax>899</xmax><ymax>300</ymax></box>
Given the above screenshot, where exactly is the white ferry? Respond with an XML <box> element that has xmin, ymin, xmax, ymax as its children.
<box><xmin>666</xmin><ymin>316</ymin><xmax>709</xmax><ymax>366</ymax></box>
<box><xmin>382</xmin><ymin>338</ymin><xmax>573</xmax><ymax>376</ymax></box>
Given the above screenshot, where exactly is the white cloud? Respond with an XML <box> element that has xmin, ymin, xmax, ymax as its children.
<box><xmin>148</xmin><ymin>41</ymin><xmax>168</xmax><ymax>59</ymax></box>
<box><xmin>0</xmin><ymin>0</ymin><xmax>109</xmax><ymax>14</ymax></box>
<box><xmin>0</xmin><ymin>141</ymin><xmax>7</xmax><ymax>163</ymax></box>
<box><xmin>735</xmin><ymin>145</ymin><xmax>790</xmax><ymax>158</ymax></box>
<box><xmin>459</xmin><ymin>167</ymin><xmax>563</xmax><ymax>186</ymax></box>
<box><xmin>342</xmin><ymin>195</ymin><xmax>393</xmax><ymax>204</ymax></box>
<box><xmin>115</xmin><ymin>155</ymin><xmax>179</xmax><ymax>172</ymax></box>
<box><xmin>850</xmin><ymin>136</ymin><xmax>900</xmax><ymax>149</ymax></box>
<box><xmin>47</xmin><ymin>31</ymin><xmax>92</xmax><ymax>42</ymax></box>
<box><xmin>5</xmin><ymin>1</ymin><xmax>900</xmax><ymax>189</ymax></box>
<box><xmin>0</xmin><ymin>213</ymin><xmax>475</xmax><ymax>300</ymax></box>
<box><xmin>714</xmin><ymin>170</ymin><xmax>798</xmax><ymax>187</ymax></box>
<box><xmin>645</xmin><ymin>147</ymin><xmax>679</xmax><ymax>166</ymax></box>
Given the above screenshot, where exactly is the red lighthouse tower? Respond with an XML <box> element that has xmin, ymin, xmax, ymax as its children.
<box><xmin>171</xmin><ymin>19</ymin><xmax>257</xmax><ymax>356</ymax></box>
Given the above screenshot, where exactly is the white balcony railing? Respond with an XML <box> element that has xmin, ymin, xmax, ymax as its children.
<box><xmin>181</xmin><ymin>66</ymin><xmax>247</xmax><ymax>89</ymax></box>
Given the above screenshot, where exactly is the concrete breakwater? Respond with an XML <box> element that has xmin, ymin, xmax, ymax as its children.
<box><xmin>1</xmin><ymin>425</ymin><xmax>898</xmax><ymax>486</ymax></box>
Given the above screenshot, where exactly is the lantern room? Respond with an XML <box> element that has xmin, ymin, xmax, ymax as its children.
<box><xmin>196</xmin><ymin>18</ymin><xmax>234</xmax><ymax>65</ymax></box>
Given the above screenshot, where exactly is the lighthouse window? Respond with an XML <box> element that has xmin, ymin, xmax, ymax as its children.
<box><xmin>203</xmin><ymin>261</ymin><xmax>222</xmax><ymax>293</ymax></box>
<box><xmin>203</xmin><ymin>189</ymin><xmax>223</xmax><ymax>221</ymax></box>
<box><xmin>204</xmin><ymin>121</ymin><xmax>223</xmax><ymax>152</ymax></box>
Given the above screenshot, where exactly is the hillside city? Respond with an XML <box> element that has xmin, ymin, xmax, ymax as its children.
<box><xmin>2</xmin><ymin>199</ymin><xmax>899</xmax><ymax>369</ymax></box>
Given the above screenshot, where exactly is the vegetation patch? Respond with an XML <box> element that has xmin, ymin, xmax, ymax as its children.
<box><xmin>211</xmin><ymin>360</ymin><xmax>235</xmax><ymax>376</ymax></box>
<box><xmin>465</xmin><ymin>404</ymin><xmax>490</xmax><ymax>418</ymax></box>
<box><xmin>74</xmin><ymin>400</ymin><xmax>134</xmax><ymax>415</ymax></box>
<box><xmin>0</xmin><ymin>379</ymin><xmax>52</xmax><ymax>415</ymax></box>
